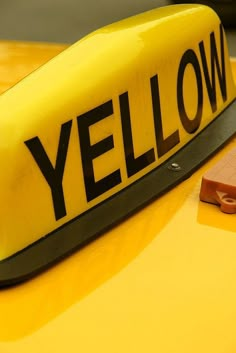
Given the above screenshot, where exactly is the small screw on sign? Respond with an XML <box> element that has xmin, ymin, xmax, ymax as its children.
<box><xmin>168</xmin><ymin>162</ymin><xmax>181</xmax><ymax>171</ymax></box>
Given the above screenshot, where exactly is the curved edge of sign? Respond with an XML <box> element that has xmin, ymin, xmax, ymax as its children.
<box><xmin>0</xmin><ymin>98</ymin><xmax>236</xmax><ymax>287</ymax></box>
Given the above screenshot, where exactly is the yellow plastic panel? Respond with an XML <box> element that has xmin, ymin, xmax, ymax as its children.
<box><xmin>0</xmin><ymin>4</ymin><xmax>235</xmax><ymax>259</ymax></box>
<box><xmin>0</xmin><ymin>38</ymin><xmax>235</xmax><ymax>353</ymax></box>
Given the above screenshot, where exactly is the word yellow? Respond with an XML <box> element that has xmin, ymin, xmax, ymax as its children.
<box><xmin>25</xmin><ymin>25</ymin><xmax>227</xmax><ymax>221</ymax></box>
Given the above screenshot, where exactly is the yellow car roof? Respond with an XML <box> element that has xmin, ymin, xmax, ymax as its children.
<box><xmin>0</xmin><ymin>6</ymin><xmax>236</xmax><ymax>353</ymax></box>
<box><xmin>0</xmin><ymin>45</ymin><xmax>235</xmax><ymax>353</ymax></box>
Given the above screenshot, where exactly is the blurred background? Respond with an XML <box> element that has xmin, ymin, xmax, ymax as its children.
<box><xmin>0</xmin><ymin>0</ymin><xmax>235</xmax><ymax>54</ymax></box>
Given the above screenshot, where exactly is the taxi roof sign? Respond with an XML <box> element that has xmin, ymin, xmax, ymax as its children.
<box><xmin>0</xmin><ymin>4</ymin><xmax>236</xmax><ymax>286</ymax></box>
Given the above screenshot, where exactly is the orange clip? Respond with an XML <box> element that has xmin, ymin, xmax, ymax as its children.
<box><xmin>200</xmin><ymin>148</ymin><xmax>236</xmax><ymax>214</ymax></box>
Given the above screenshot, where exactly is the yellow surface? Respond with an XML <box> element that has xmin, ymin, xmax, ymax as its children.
<box><xmin>0</xmin><ymin>4</ymin><xmax>235</xmax><ymax>259</ymax></box>
<box><xmin>0</xmin><ymin>8</ymin><xmax>236</xmax><ymax>353</ymax></box>
<box><xmin>1</xmin><ymin>108</ymin><xmax>236</xmax><ymax>351</ymax></box>
<box><xmin>0</xmin><ymin>54</ymin><xmax>235</xmax><ymax>351</ymax></box>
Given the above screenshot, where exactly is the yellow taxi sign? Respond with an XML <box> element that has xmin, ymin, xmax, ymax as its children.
<box><xmin>0</xmin><ymin>4</ymin><xmax>235</xmax><ymax>284</ymax></box>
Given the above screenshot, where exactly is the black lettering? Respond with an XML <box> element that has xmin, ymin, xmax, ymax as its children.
<box><xmin>25</xmin><ymin>120</ymin><xmax>72</xmax><ymax>221</ymax></box>
<box><xmin>151</xmin><ymin>75</ymin><xmax>180</xmax><ymax>158</ymax></box>
<box><xmin>119</xmin><ymin>92</ymin><xmax>155</xmax><ymax>177</ymax></box>
<box><xmin>177</xmin><ymin>49</ymin><xmax>203</xmax><ymax>134</ymax></box>
<box><xmin>77</xmin><ymin>100</ymin><xmax>121</xmax><ymax>202</ymax></box>
<box><xmin>199</xmin><ymin>24</ymin><xmax>227</xmax><ymax>113</ymax></box>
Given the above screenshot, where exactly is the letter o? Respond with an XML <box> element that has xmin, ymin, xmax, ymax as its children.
<box><xmin>177</xmin><ymin>49</ymin><xmax>203</xmax><ymax>134</ymax></box>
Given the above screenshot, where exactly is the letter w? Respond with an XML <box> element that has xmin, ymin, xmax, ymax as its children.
<box><xmin>199</xmin><ymin>24</ymin><xmax>227</xmax><ymax>112</ymax></box>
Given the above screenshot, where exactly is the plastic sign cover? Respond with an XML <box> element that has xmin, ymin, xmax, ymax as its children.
<box><xmin>0</xmin><ymin>5</ymin><xmax>235</xmax><ymax>279</ymax></box>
